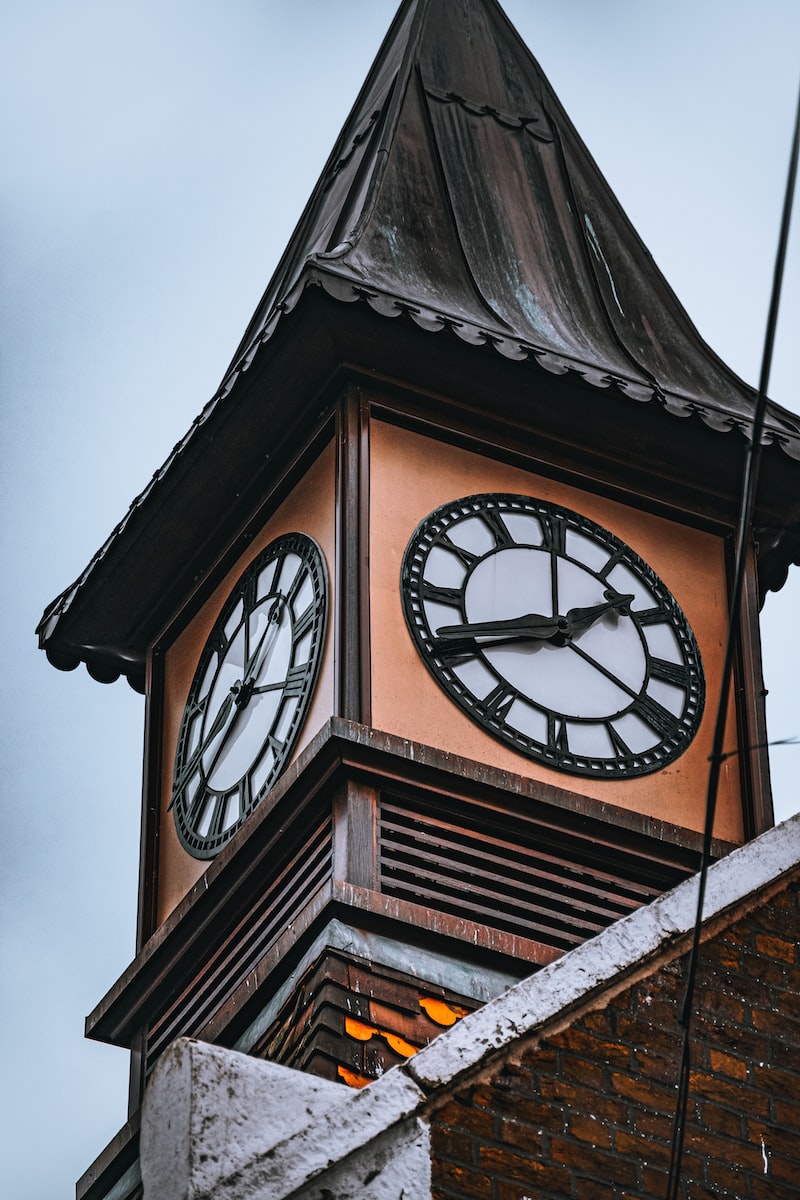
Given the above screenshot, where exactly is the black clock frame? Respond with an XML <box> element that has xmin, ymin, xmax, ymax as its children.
<box><xmin>401</xmin><ymin>493</ymin><xmax>705</xmax><ymax>779</ymax></box>
<box><xmin>172</xmin><ymin>532</ymin><xmax>328</xmax><ymax>858</ymax></box>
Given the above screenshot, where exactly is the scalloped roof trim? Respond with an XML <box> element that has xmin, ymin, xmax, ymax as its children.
<box><xmin>37</xmin><ymin>262</ymin><xmax>800</xmax><ymax>660</ymax></box>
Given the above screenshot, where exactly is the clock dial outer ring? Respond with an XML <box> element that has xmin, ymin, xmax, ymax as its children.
<box><xmin>400</xmin><ymin>493</ymin><xmax>705</xmax><ymax>780</ymax></box>
<box><xmin>172</xmin><ymin>532</ymin><xmax>328</xmax><ymax>859</ymax></box>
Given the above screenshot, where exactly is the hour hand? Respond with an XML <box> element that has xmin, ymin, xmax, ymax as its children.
<box><xmin>435</xmin><ymin>612</ymin><xmax>564</xmax><ymax>643</ymax></box>
<box><xmin>169</xmin><ymin>691</ymin><xmax>237</xmax><ymax>802</ymax></box>
<box><xmin>564</xmin><ymin>589</ymin><xmax>634</xmax><ymax>636</ymax></box>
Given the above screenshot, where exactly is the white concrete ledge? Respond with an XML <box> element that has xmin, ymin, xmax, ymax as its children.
<box><xmin>141</xmin><ymin>1039</ymin><xmax>429</xmax><ymax>1200</ymax></box>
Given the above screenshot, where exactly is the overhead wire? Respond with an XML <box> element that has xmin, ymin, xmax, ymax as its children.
<box><xmin>664</xmin><ymin>80</ymin><xmax>800</xmax><ymax>1200</ymax></box>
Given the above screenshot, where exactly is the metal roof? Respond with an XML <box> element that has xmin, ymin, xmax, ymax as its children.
<box><xmin>37</xmin><ymin>0</ymin><xmax>800</xmax><ymax>687</ymax></box>
<box><xmin>224</xmin><ymin>0</ymin><xmax>800</xmax><ymax>446</ymax></box>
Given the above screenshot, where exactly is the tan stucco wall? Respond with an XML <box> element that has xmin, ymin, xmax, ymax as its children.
<box><xmin>369</xmin><ymin>419</ymin><xmax>742</xmax><ymax>842</ymax></box>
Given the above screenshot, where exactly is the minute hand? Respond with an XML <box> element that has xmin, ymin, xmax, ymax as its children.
<box><xmin>435</xmin><ymin>612</ymin><xmax>564</xmax><ymax>641</ymax></box>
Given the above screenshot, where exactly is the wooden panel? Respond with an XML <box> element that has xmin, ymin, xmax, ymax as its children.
<box><xmin>739</xmin><ymin>545</ymin><xmax>774</xmax><ymax>836</ymax></box>
<box><xmin>332</xmin><ymin>779</ymin><xmax>378</xmax><ymax>889</ymax></box>
<box><xmin>250</xmin><ymin>949</ymin><xmax>478</xmax><ymax>1086</ymax></box>
<box><xmin>144</xmin><ymin>813</ymin><xmax>332</xmax><ymax>1074</ymax></box>
<box><xmin>336</xmin><ymin>386</ymin><xmax>371</xmax><ymax>723</ymax></box>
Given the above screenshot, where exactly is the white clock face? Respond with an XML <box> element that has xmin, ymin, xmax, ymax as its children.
<box><xmin>401</xmin><ymin>494</ymin><xmax>704</xmax><ymax>779</ymax></box>
<box><xmin>172</xmin><ymin>533</ymin><xmax>327</xmax><ymax>858</ymax></box>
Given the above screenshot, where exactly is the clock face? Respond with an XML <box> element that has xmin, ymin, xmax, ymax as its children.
<box><xmin>172</xmin><ymin>532</ymin><xmax>328</xmax><ymax>858</ymax></box>
<box><xmin>401</xmin><ymin>494</ymin><xmax>704</xmax><ymax>779</ymax></box>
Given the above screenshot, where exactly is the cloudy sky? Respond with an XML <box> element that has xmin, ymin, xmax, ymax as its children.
<box><xmin>2</xmin><ymin>2</ymin><xmax>798</xmax><ymax>1196</ymax></box>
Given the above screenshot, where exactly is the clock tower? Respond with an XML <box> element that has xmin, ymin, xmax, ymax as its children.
<box><xmin>38</xmin><ymin>1</ymin><xmax>800</xmax><ymax>1197</ymax></box>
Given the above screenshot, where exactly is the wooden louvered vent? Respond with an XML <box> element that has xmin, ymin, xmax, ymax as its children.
<box><xmin>95</xmin><ymin>727</ymin><xmax>722</xmax><ymax>1096</ymax></box>
<box><xmin>378</xmin><ymin>794</ymin><xmax>687</xmax><ymax>953</ymax></box>
<box><xmin>145</xmin><ymin>812</ymin><xmax>332</xmax><ymax>1073</ymax></box>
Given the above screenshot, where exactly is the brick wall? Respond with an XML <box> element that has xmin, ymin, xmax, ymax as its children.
<box><xmin>430</xmin><ymin>881</ymin><xmax>800</xmax><ymax>1199</ymax></box>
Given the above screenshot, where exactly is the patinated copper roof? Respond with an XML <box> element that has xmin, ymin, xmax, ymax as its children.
<box><xmin>37</xmin><ymin>0</ymin><xmax>800</xmax><ymax>686</ymax></box>
<box><xmin>225</xmin><ymin>0</ymin><xmax>799</xmax><ymax>444</ymax></box>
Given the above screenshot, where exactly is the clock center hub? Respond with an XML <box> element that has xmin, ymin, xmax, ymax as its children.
<box><xmin>463</xmin><ymin>547</ymin><xmax>647</xmax><ymax>719</ymax></box>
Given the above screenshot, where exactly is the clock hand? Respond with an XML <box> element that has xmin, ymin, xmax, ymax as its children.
<box><xmin>201</xmin><ymin>692</ymin><xmax>249</xmax><ymax>786</ymax></box>
<box><xmin>435</xmin><ymin>612</ymin><xmax>566</xmax><ymax>642</ymax></box>
<box><xmin>233</xmin><ymin>597</ymin><xmax>285</xmax><ymax>708</ymax></box>
<box><xmin>202</xmin><ymin>604</ymin><xmax>288</xmax><ymax>783</ymax></box>
<box><xmin>174</xmin><ymin>598</ymin><xmax>290</xmax><ymax>800</ymax></box>
<box><xmin>433</xmin><ymin>589</ymin><xmax>635</xmax><ymax>652</ymax></box>
<box><xmin>563</xmin><ymin>589</ymin><xmax>634</xmax><ymax>636</ymax></box>
<box><xmin>243</xmin><ymin>597</ymin><xmax>283</xmax><ymax>680</ymax></box>
<box><xmin>170</xmin><ymin>690</ymin><xmax>237</xmax><ymax>802</ymax></box>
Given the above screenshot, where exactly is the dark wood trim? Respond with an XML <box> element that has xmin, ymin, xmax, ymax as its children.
<box><xmin>739</xmin><ymin>542</ymin><xmax>774</xmax><ymax>837</ymax></box>
<box><xmin>153</xmin><ymin>408</ymin><xmax>337</xmax><ymax>659</ymax></box>
<box><xmin>335</xmin><ymin>385</ymin><xmax>371</xmax><ymax>722</ymax></box>
<box><xmin>128</xmin><ymin>644</ymin><xmax>164</xmax><ymax>1112</ymax></box>
<box><xmin>331</xmin><ymin>881</ymin><xmax>562</xmax><ymax>968</ymax></box>
<box><xmin>86</xmin><ymin>723</ymin><xmax>345</xmax><ymax>1046</ymax></box>
<box><xmin>199</xmin><ymin>882</ymin><xmax>555</xmax><ymax>1051</ymax></box>
<box><xmin>358</xmin><ymin>390</ymin><xmax>372</xmax><ymax>724</ymax></box>
<box><xmin>43</xmin><ymin>291</ymin><xmax>800</xmax><ymax>682</ymax></box>
<box><xmin>76</xmin><ymin>1111</ymin><xmax>140</xmax><ymax>1200</ymax></box>
<box><xmin>330</xmin><ymin>724</ymin><xmax>738</xmax><ymax>861</ymax></box>
<box><xmin>127</xmin><ymin>1028</ymin><xmax>147</xmax><ymax>1116</ymax></box>
<box><xmin>136</xmin><ymin>646</ymin><xmax>163</xmax><ymax>950</ymax></box>
<box><xmin>198</xmin><ymin>880</ymin><xmax>335</xmax><ymax>1045</ymax></box>
<box><xmin>332</xmin><ymin>779</ymin><xmax>379</xmax><ymax>890</ymax></box>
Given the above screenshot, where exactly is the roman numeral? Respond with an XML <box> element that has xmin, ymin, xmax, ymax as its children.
<box><xmin>597</xmin><ymin>547</ymin><xmax>625</xmax><ymax>580</ymax></box>
<box><xmin>483</xmin><ymin>681</ymin><xmax>517</xmax><ymax>720</ymax></box>
<box><xmin>206</xmin><ymin>794</ymin><xmax>229</xmax><ymax>841</ymax></box>
<box><xmin>271</xmin><ymin>552</ymin><xmax>287</xmax><ymax>596</ymax></box>
<box><xmin>185</xmin><ymin>693</ymin><xmax>208</xmax><ymax>721</ymax></box>
<box><xmin>632</xmin><ymin>693</ymin><xmax>678</xmax><ymax>738</ymax></box>
<box><xmin>636</xmin><ymin>605</ymin><xmax>669</xmax><ymax>627</ymax></box>
<box><xmin>208</xmin><ymin>626</ymin><xmax>228</xmax><ymax>656</ymax></box>
<box><xmin>540</xmin><ymin>513</ymin><xmax>567</xmax><ymax>555</ymax></box>
<box><xmin>183</xmin><ymin>785</ymin><xmax>209</xmax><ymax>828</ymax></box>
<box><xmin>421</xmin><ymin>580</ymin><xmax>462</xmax><ymax>606</ymax></box>
<box><xmin>480</xmin><ymin>508</ymin><xmax>514</xmax><ymax>547</ymax></box>
<box><xmin>240</xmin><ymin>774</ymin><xmax>253</xmax><ymax>815</ymax></box>
<box><xmin>439</xmin><ymin>533</ymin><xmax>479</xmax><ymax>568</ymax></box>
<box><xmin>293</xmin><ymin>603</ymin><xmax>315</xmax><ymax>641</ymax></box>
<box><xmin>171</xmin><ymin>749</ymin><xmax>204</xmax><ymax>802</ymax></box>
<box><xmin>241</xmin><ymin>572</ymin><xmax>258</xmax><ymax>614</ymax></box>
<box><xmin>283</xmin><ymin>664</ymin><xmax>308</xmax><ymax>698</ymax></box>
<box><xmin>285</xmin><ymin>565</ymin><xmax>308</xmax><ymax>606</ymax></box>
<box><xmin>606</xmin><ymin>722</ymin><xmax>632</xmax><ymax>757</ymax></box>
<box><xmin>267</xmin><ymin>728</ymin><xmax>286</xmax><ymax>754</ymax></box>
<box><xmin>547</xmin><ymin>714</ymin><xmax>569</xmax><ymax>755</ymax></box>
<box><xmin>649</xmin><ymin>658</ymin><xmax>689</xmax><ymax>688</ymax></box>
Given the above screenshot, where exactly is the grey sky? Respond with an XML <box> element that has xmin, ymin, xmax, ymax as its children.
<box><xmin>1</xmin><ymin>2</ymin><xmax>798</xmax><ymax>1196</ymax></box>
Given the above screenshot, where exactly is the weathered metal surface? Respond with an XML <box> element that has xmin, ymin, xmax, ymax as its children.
<box><xmin>229</xmin><ymin>0</ymin><xmax>800</xmax><ymax>441</ymax></box>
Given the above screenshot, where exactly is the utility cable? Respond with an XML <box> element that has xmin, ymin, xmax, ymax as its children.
<box><xmin>665</xmin><ymin>80</ymin><xmax>800</xmax><ymax>1200</ymax></box>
